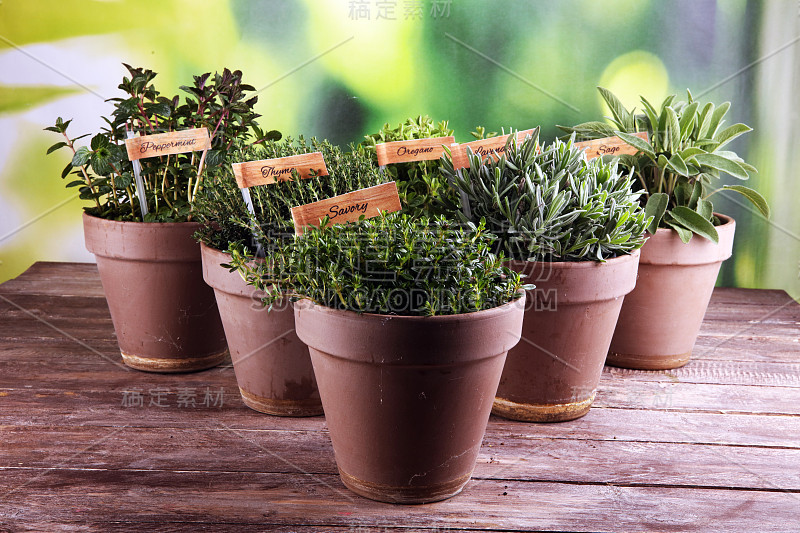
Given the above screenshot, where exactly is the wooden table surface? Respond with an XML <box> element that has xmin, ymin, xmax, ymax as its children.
<box><xmin>1</xmin><ymin>262</ymin><xmax>799</xmax><ymax>532</ymax></box>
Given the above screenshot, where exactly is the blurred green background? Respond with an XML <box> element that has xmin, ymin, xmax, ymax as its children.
<box><xmin>0</xmin><ymin>0</ymin><xmax>798</xmax><ymax>297</ymax></box>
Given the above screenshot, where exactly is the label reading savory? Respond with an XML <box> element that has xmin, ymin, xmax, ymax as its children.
<box><xmin>290</xmin><ymin>182</ymin><xmax>402</xmax><ymax>235</ymax></box>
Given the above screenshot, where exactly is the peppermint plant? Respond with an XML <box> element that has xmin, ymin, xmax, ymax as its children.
<box><xmin>46</xmin><ymin>64</ymin><xmax>278</xmax><ymax>222</ymax></box>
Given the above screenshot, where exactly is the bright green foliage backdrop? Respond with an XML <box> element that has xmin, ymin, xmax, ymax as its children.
<box><xmin>0</xmin><ymin>0</ymin><xmax>797</xmax><ymax>297</ymax></box>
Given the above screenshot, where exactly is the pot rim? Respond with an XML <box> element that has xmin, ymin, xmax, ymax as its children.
<box><xmin>82</xmin><ymin>211</ymin><xmax>202</xmax><ymax>228</ymax></box>
<box><xmin>294</xmin><ymin>290</ymin><xmax>526</xmax><ymax>323</ymax></box>
<box><xmin>506</xmin><ymin>248</ymin><xmax>640</xmax><ymax>269</ymax></box>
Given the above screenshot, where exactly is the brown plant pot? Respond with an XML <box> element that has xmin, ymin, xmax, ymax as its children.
<box><xmin>294</xmin><ymin>295</ymin><xmax>526</xmax><ymax>504</ymax></box>
<box><xmin>83</xmin><ymin>213</ymin><xmax>227</xmax><ymax>372</ymax></box>
<box><xmin>607</xmin><ymin>214</ymin><xmax>736</xmax><ymax>370</ymax></box>
<box><xmin>200</xmin><ymin>243</ymin><xmax>322</xmax><ymax>416</ymax></box>
<box><xmin>493</xmin><ymin>251</ymin><xmax>640</xmax><ymax>423</ymax></box>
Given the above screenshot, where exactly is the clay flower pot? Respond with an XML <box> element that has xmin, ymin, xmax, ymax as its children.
<box><xmin>493</xmin><ymin>251</ymin><xmax>640</xmax><ymax>423</ymax></box>
<box><xmin>294</xmin><ymin>295</ymin><xmax>526</xmax><ymax>504</ymax></box>
<box><xmin>608</xmin><ymin>214</ymin><xmax>736</xmax><ymax>370</ymax></box>
<box><xmin>200</xmin><ymin>243</ymin><xmax>322</xmax><ymax>416</ymax></box>
<box><xmin>83</xmin><ymin>213</ymin><xmax>227</xmax><ymax>372</ymax></box>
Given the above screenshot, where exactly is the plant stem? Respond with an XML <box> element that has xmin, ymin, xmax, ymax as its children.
<box><xmin>62</xmin><ymin>132</ymin><xmax>101</xmax><ymax>208</ymax></box>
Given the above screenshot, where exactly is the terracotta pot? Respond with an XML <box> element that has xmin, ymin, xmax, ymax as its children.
<box><xmin>83</xmin><ymin>213</ymin><xmax>227</xmax><ymax>372</ymax></box>
<box><xmin>607</xmin><ymin>214</ymin><xmax>736</xmax><ymax>370</ymax></box>
<box><xmin>294</xmin><ymin>295</ymin><xmax>526</xmax><ymax>504</ymax></box>
<box><xmin>493</xmin><ymin>251</ymin><xmax>640</xmax><ymax>423</ymax></box>
<box><xmin>200</xmin><ymin>243</ymin><xmax>322</xmax><ymax>416</ymax></box>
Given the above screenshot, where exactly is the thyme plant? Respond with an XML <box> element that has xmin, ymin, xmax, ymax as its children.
<box><xmin>441</xmin><ymin>131</ymin><xmax>649</xmax><ymax>262</ymax></box>
<box><xmin>46</xmin><ymin>64</ymin><xmax>278</xmax><ymax>222</ymax></box>
<box><xmin>560</xmin><ymin>87</ymin><xmax>769</xmax><ymax>242</ymax></box>
<box><xmin>194</xmin><ymin>136</ymin><xmax>387</xmax><ymax>252</ymax></box>
<box><xmin>227</xmin><ymin>213</ymin><xmax>527</xmax><ymax>316</ymax></box>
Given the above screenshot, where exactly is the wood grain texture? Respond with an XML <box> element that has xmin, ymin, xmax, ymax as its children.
<box><xmin>1</xmin><ymin>262</ymin><xmax>799</xmax><ymax>531</ymax></box>
<box><xmin>375</xmin><ymin>136</ymin><xmax>455</xmax><ymax>165</ymax></box>
<box><xmin>453</xmin><ymin>129</ymin><xmax>537</xmax><ymax>169</ymax></box>
<box><xmin>231</xmin><ymin>152</ymin><xmax>328</xmax><ymax>188</ymax></box>
<box><xmin>574</xmin><ymin>131</ymin><xmax>649</xmax><ymax>159</ymax></box>
<box><xmin>124</xmin><ymin>128</ymin><xmax>211</xmax><ymax>161</ymax></box>
<box><xmin>290</xmin><ymin>182</ymin><xmax>402</xmax><ymax>235</ymax></box>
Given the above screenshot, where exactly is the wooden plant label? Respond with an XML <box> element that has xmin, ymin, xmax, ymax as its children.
<box><xmin>454</xmin><ymin>129</ymin><xmax>537</xmax><ymax>169</ymax></box>
<box><xmin>125</xmin><ymin>128</ymin><xmax>211</xmax><ymax>161</ymax></box>
<box><xmin>375</xmin><ymin>136</ymin><xmax>455</xmax><ymax>166</ymax></box>
<box><xmin>291</xmin><ymin>182</ymin><xmax>402</xmax><ymax>235</ymax></box>
<box><xmin>574</xmin><ymin>131</ymin><xmax>649</xmax><ymax>160</ymax></box>
<box><xmin>232</xmin><ymin>152</ymin><xmax>329</xmax><ymax>188</ymax></box>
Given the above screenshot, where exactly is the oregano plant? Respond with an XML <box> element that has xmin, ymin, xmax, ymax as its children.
<box><xmin>359</xmin><ymin>115</ymin><xmax>455</xmax><ymax>218</ymax></box>
<box><xmin>559</xmin><ymin>87</ymin><xmax>769</xmax><ymax>243</ymax></box>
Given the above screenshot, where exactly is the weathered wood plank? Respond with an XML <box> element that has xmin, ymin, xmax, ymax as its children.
<box><xmin>3</xmin><ymin>425</ymin><xmax>799</xmax><ymax>491</ymax></box>
<box><xmin>2</xmin><ymin>385</ymin><xmax>800</xmax><ymax>449</ymax></box>
<box><xmin>2</xmin><ymin>366</ymin><xmax>799</xmax><ymax>416</ymax></box>
<box><xmin>0</xmin><ymin>262</ymin><xmax>103</xmax><ymax>298</ymax></box>
<box><xmin>1</xmin><ymin>469</ymin><xmax>798</xmax><ymax>532</ymax></box>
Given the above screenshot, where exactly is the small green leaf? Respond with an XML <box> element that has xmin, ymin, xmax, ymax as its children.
<box><xmin>723</xmin><ymin>185</ymin><xmax>770</xmax><ymax>218</ymax></box>
<box><xmin>693</xmin><ymin>153</ymin><xmax>748</xmax><ymax>179</ymax></box>
<box><xmin>666</xmin><ymin>106</ymin><xmax>681</xmax><ymax>153</ymax></box>
<box><xmin>712</xmin><ymin>123</ymin><xmax>752</xmax><ymax>150</ymax></box>
<box><xmin>667</xmin><ymin>153</ymin><xmax>689</xmax><ymax>176</ymax></box>
<box><xmin>598</xmin><ymin>86</ymin><xmax>631</xmax><ymax>130</ymax></box>
<box><xmin>664</xmin><ymin>218</ymin><xmax>693</xmax><ymax>243</ymax></box>
<box><xmin>90</xmin><ymin>134</ymin><xmax>110</xmax><ymax>151</ymax></box>
<box><xmin>46</xmin><ymin>141</ymin><xmax>67</xmax><ymax>155</ymax></box>
<box><xmin>644</xmin><ymin>193</ymin><xmax>669</xmax><ymax>233</ymax></box>
<box><xmin>615</xmin><ymin>131</ymin><xmax>655</xmax><ymax>159</ymax></box>
<box><xmin>696</xmin><ymin>198</ymin><xmax>713</xmax><ymax>220</ymax></box>
<box><xmin>707</xmin><ymin>101</ymin><xmax>731</xmax><ymax>138</ymax></box>
<box><xmin>670</xmin><ymin>206</ymin><xmax>719</xmax><ymax>243</ymax></box>
<box><xmin>72</xmin><ymin>146</ymin><xmax>91</xmax><ymax>167</ymax></box>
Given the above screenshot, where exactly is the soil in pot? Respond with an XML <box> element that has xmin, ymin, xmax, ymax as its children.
<box><xmin>83</xmin><ymin>213</ymin><xmax>227</xmax><ymax>372</ymax></box>
<box><xmin>607</xmin><ymin>214</ymin><xmax>736</xmax><ymax>370</ymax></box>
<box><xmin>493</xmin><ymin>251</ymin><xmax>640</xmax><ymax>422</ymax></box>
<box><xmin>200</xmin><ymin>243</ymin><xmax>322</xmax><ymax>416</ymax></box>
<box><xmin>294</xmin><ymin>295</ymin><xmax>525</xmax><ymax>504</ymax></box>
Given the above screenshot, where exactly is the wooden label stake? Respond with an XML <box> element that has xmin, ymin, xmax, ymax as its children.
<box><xmin>232</xmin><ymin>152</ymin><xmax>329</xmax><ymax>188</ymax></box>
<box><xmin>454</xmin><ymin>128</ymin><xmax>537</xmax><ymax>169</ymax></box>
<box><xmin>124</xmin><ymin>128</ymin><xmax>212</xmax><ymax>161</ymax></box>
<box><xmin>375</xmin><ymin>137</ymin><xmax>455</xmax><ymax>166</ymax></box>
<box><xmin>574</xmin><ymin>132</ymin><xmax>649</xmax><ymax>160</ymax></box>
<box><xmin>291</xmin><ymin>182</ymin><xmax>402</xmax><ymax>235</ymax></box>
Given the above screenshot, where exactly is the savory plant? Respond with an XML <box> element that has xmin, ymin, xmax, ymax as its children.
<box><xmin>46</xmin><ymin>63</ymin><xmax>278</xmax><ymax>222</ymax></box>
<box><xmin>559</xmin><ymin>87</ymin><xmax>769</xmax><ymax>242</ymax></box>
<box><xmin>226</xmin><ymin>213</ymin><xmax>527</xmax><ymax>316</ymax></box>
<box><xmin>441</xmin><ymin>130</ymin><xmax>649</xmax><ymax>262</ymax></box>
<box><xmin>359</xmin><ymin>115</ymin><xmax>455</xmax><ymax>217</ymax></box>
<box><xmin>193</xmin><ymin>136</ymin><xmax>387</xmax><ymax>252</ymax></box>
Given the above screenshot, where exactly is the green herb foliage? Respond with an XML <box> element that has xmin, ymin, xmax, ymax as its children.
<box><xmin>193</xmin><ymin>137</ymin><xmax>387</xmax><ymax>252</ymax></box>
<box><xmin>359</xmin><ymin>115</ymin><xmax>455</xmax><ymax>218</ymax></box>
<box><xmin>441</xmin><ymin>131</ymin><xmax>649</xmax><ymax>262</ymax></box>
<box><xmin>46</xmin><ymin>64</ymin><xmax>279</xmax><ymax>222</ymax></box>
<box><xmin>226</xmin><ymin>213</ymin><xmax>527</xmax><ymax>316</ymax></box>
<box><xmin>559</xmin><ymin>87</ymin><xmax>769</xmax><ymax>243</ymax></box>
